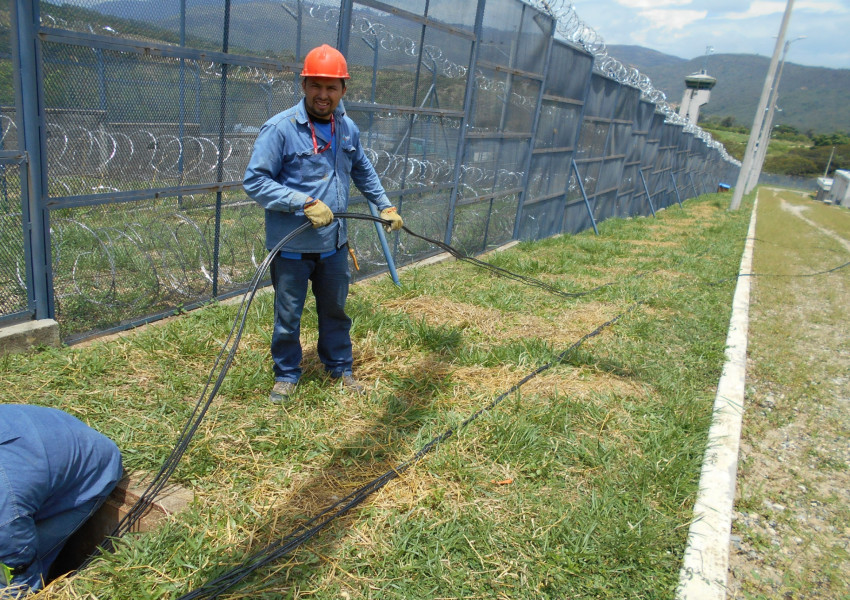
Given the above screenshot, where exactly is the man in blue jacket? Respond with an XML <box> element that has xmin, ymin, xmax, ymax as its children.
<box><xmin>244</xmin><ymin>44</ymin><xmax>403</xmax><ymax>402</ymax></box>
<box><xmin>0</xmin><ymin>404</ymin><xmax>123</xmax><ymax>595</ymax></box>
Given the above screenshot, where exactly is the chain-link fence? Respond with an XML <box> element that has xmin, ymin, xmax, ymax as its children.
<box><xmin>2</xmin><ymin>0</ymin><xmax>739</xmax><ymax>342</ymax></box>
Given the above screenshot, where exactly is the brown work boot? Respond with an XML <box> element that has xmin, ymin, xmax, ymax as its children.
<box><xmin>339</xmin><ymin>374</ymin><xmax>365</xmax><ymax>394</ymax></box>
<box><xmin>270</xmin><ymin>381</ymin><xmax>296</xmax><ymax>403</ymax></box>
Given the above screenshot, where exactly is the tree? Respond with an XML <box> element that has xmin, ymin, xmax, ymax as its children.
<box><xmin>764</xmin><ymin>155</ymin><xmax>819</xmax><ymax>177</ymax></box>
<box><xmin>812</xmin><ymin>133</ymin><xmax>850</xmax><ymax>147</ymax></box>
<box><xmin>773</xmin><ymin>124</ymin><xmax>798</xmax><ymax>136</ymax></box>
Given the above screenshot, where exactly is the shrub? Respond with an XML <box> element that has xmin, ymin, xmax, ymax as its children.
<box><xmin>764</xmin><ymin>154</ymin><xmax>819</xmax><ymax>177</ymax></box>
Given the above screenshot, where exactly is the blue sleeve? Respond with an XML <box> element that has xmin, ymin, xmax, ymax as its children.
<box><xmin>0</xmin><ymin>464</ymin><xmax>38</xmax><ymax>572</ymax></box>
<box><xmin>243</xmin><ymin>122</ymin><xmax>311</xmax><ymax>212</ymax></box>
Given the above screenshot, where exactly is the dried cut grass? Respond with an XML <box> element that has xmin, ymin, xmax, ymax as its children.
<box><xmin>446</xmin><ymin>363</ymin><xmax>648</xmax><ymax>404</ymax></box>
<box><xmin>627</xmin><ymin>239</ymin><xmax>679</xmax><ymax>248</ymax></box>
<box><xmin>382</xmin><ymin>295</ymin><xmax>616</xmax><ymax>347</ymax></box>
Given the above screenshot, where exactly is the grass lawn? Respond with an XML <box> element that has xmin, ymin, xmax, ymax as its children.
<box><xmin>728</xmin><ymin>188</ymin><xmax>850</xmax><ymax>599</ymax></box>
<box><xmin>2</xmin><ymin>191</ymin><xmax>755</xmax><ymax>599</ymax></box>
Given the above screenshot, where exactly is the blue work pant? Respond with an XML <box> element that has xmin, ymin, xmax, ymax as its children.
<box><xmin>269</xmin><ymin>247</ymin><xmax>353</xmax><ymax>383</ymax></box>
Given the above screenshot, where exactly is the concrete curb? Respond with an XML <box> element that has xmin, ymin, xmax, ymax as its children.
<box><xmin>0</xmin><ymin>318</ymin><xmax>60</xmax><ymax>356</ymax></box>
<box><xmin>54</xmin><ymin>472</ymin><xmax>194</xmax><ymax>575</ymax></box>
<box><xmin>676</xmin><ymin>195</ymin><xmax>758</xmax><ymax>599</ymax></box>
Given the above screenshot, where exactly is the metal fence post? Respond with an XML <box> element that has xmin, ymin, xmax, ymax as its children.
<box><xmin>337</xmin><ymin>0</ymin><xmax>353</xmax><ymax>55</ymax></box>
<box><xmin>12</xmin><ymin>0</ymin><xmax>53</xmax><ymax>319</ymax></box>
<box><xmin>639</xmin><ymin>168</ymin><xmax>657</xmax><ymax>217</ymax></box>
<box><xmin>178</xmin><ymin>0</ymin><xmax>187</xmax><ymax>201</ymax></box>
<box><xmin>512</xmin><ymin>12</ymin><xmax>555</xmax><ymax>241</ymax></box>
<box><xmin>572</xmin><ymin>159</ymin><xmax>599</xmax><ymax>235</ymax></box>
<box><xmin>444</xmin><ymin>0</ymin><xmax>486</xmax><ymax>247</ymax></box>
<box><xmin>281</xmin><ymin>0</ymin><xmax>304</xmax><ymax>61</ymax></box>
<box><xmin>212</xmin><ymin>0</ymin><xmax>232</xmax><ymax>298</ymax></box>
<box><xmin>671</xmin><ymin>171</ymin><xmax>683</xmax><ymax>207</ymax></box>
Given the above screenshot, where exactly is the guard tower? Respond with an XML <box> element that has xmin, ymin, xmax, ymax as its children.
<box><xmin>679</xmin><ymin>69</ymin><xmax>716</xmax><ymax>123</ymax></box>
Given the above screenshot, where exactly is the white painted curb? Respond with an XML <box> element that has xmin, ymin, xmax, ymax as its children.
<box><xmin>676</xmin><ymin>195</ymin><xmax>758</xmax><ymax>600</ymax></box>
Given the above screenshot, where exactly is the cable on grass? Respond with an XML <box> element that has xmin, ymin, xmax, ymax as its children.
<box><xmin>385</xmin><ymin>216</ymin><xmax>609</xmax><ymax>299</ymax></box>
<box><xmin>176</xmin><ymin>301</ymin><xmax>640</xmax><ymax>600</ymax></box>
<box><xmin>80</xmin><ymin>221</ymin><xmax>312</xmax><ymax>565</ymax></box>
<box><xmin>695</xmin><ymin>259</ymin><xmax>850</xmax><ymax>291</ymax></box>
<box><xmin>83</xmin><ymin>212</ymin><xmax>613</xmax><ymax>566</ymax></box>
<box><xmin>179</xmin><ymin>226</ymin><xmax>850</xmax><ymax>598</ymax></box>
<box><xmin>743</xmin><ymin>260</ymin><xmax>850</xmax><ymax>277</ymax></box>
<box><xmin>86</xmin><ymin>211</ymin><xmax>844</xmax><ymax>589</ymax></box>
<box><xmin>174</xmin><ymin>223</ymin><xmax>848</xmax><ymax>598</ymax></box>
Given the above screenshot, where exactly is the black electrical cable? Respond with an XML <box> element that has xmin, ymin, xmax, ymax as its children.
<box><xmin>742</xmin><ymin>260</ymin><xmax>850</xmax><ymax>277</ymax></box>
<box><xmin>689</xmin><ymin>259</ymin><xmax>850</xmax><ymax>292</ymax></box>
<box><xmin>81</xmin><ymin>221</ymin><xmax>313</xmax><ymax>565</ymax></box>
<box><xmin>86</xmin><ymin>212</ymin><xmax>607</xmax><ymax>563</ymax></box>
<box><xmin>176</xmin><ymin>301</ymin><xmax>640</xmax><ymax>600</ymax></box>
<box><xmin>386</xmin><ymin>217</ymin><xmax>610</xmax><ymax>299</ymax></box>
<box><xmin>85</xmin><ymin>210</ymin><xmax>847</xmax><ymax>585</ymax></box>
<box><xmin>178</xmin><ymin>225</ymin><xmax>850</xmax><ymax>598</ymax></box>
<box><xmin>748</xmin><ymin>236</ymin><xmax>849</xmax><ymax>254</ymax></box>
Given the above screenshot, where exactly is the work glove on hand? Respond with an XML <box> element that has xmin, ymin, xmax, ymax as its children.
<box><xmin>380</xmin><ymin>206</ymin><xmax>403</xmax><ymax>232</ymax></box>
<box><xmin>303</xmin><ymin>198</ymin><xmax>334</xmax><ymax>228</ymax></box>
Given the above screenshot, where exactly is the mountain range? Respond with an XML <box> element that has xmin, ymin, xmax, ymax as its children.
<box><xmin>607</xmin><ymin>45</ymin><xmax>849</xmax><ymax>134</ymax></box>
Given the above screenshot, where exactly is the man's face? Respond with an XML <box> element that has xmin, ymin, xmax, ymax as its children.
<box><xmin>302</xmin><ymin>77</ymin><xmax>346</xmax><ymax>119</ymax></box>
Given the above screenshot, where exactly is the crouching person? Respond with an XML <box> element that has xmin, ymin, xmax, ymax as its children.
<box><xmin>1</xmin><ymin>404</ymin><xmax>123</xmax><ymax>596</ymax></box>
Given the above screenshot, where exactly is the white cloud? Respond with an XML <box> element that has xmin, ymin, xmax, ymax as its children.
<box><xmin>638</xmin><ymin>8</ymin><xmax>708</xmax><ymax>31</ymax></box>
<box><xmin>571</xmin><ymin>0</ymin><xmax>850</xmax><ymax>68</ymax></box>
<box><xmin>796</xmin><ymin>0</ymin><xmax>850</xmax><ymax>12</ymax></box>
<box><xmin>722</xmin><ymin>1</ymin><xmax>787</xmax><ymax>19</ymax></box>
<box><xmin>616</xmin><ymin>0</ymin><xmax>693</xmax><ymax>7</ymax></box>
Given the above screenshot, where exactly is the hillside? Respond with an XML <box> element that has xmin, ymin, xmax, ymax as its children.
<box><xmin>604</xmin><ymin>45</ymin><xmax>687</xmax><ymax>70</ymax></box>
<box><xmin>608</xmin><ymin>44</ymin><xmax>850</xmax><ymax>135</ymax></box>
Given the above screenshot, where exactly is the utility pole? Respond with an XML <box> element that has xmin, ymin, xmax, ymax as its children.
<box><xmin>730</xmin><ymin>0</ymin><xmax>795</xmax><ymax>210</ymax></box>
<box><xmin>823</xmin><ymin>146</ymin><xmax>835</xmax><ymax>177</ymax></box>
<box><xmin>745</xmin><ymin>36</ymin><xmax>805</xmax><ymax>194</ymax></box>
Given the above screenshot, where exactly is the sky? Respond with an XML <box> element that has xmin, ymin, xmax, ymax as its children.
<box><xmin>568</xmin><ymin>0</ymin><xmax>850</xmax><ymax>70</ymax></box>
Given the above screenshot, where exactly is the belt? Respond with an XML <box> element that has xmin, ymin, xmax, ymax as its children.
<box><xmin>279</xmin><ymin>243</ymin><xmax>344</xmax><ymax>261</ymax></box>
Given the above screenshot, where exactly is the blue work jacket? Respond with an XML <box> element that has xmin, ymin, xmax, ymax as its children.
<box><xmin>0</xmin><ymin>405</ymin><xmax>123</xmax><ymax>571</ymax></box>
<box><xmin>243</xmin><ymin>98</ymin><xmax>392</xmax><ymax>254</ymax></box>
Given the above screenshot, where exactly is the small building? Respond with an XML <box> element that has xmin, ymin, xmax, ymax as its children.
<box><xmin>827</xmin><ymin>170</ymin><xmax>850</xmax><ymax>207</ymax></box>
<box><xmin>815</xmin><ymin>177</ymin><xmax>833</xmax><ymax>203</ymax></box>
<box><xmin>679</xmin><ymin>70</ymin><xmax>716</xmax><ymax>124</ymax></box>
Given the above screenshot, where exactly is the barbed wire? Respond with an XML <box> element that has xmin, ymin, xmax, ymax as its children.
<box><xmin>2</xmin><ymin>114</ymin><xmax>533</xmax><ymax>199</ymax></box>
<box><xmin>2</xmin><ymin>113</ymin><xmax>518</xmax><ymax>311</ymax></box>
<box><xmin>525</xmin><ymin>0</ymin><xmax>738</xmax><ymax>165</ymax></box>
<box><xmin>39</xmin><ymin>1</ymin><xmax>737</xmax><ymax>167</ymax></box>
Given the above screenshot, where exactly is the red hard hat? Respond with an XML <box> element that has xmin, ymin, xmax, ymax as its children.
<box><xmin>301</xmin><ymin>44</ymin><xmax>350</xmax><ymax>79</ymax></box>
